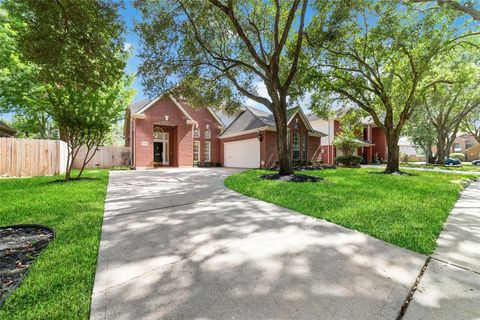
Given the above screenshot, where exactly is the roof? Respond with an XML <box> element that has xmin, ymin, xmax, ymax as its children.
<box><xmin>127</xmin><ymin>96</ymin><xmax>224</xmax><ymax>126</ymax></box>
<box><xmin>0</xmin><ymin>121</ymin><xmax>16</xmax><ymax>136</ymax></box>
<box><xmin>221</xmin><ymin>106</ymin><xmax>325</xmax><ymax>137</ymax></box>
<box><xmin>128</xmin><ymin>100</ymin><xmax>149</xmax><ymax>114</ymax></box>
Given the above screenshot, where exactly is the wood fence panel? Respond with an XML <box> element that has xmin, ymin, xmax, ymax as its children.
<box><xmin>72</xmin><ymin>146</ymin><xmax>130</xmax><ymax>169</ymax></box>
<box><xmin>0</xmin><ymin>138</ymin><xmax>67</xmax><ymax>177</ymax></box>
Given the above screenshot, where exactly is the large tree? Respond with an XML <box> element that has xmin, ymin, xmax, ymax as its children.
<box><xmin>0</xmin><ymin>3</ymin><xmax>54</xmax><ymax>137</ymax></box>
<box><xmin>134</xmin><ymin>0</ymin><xmax>352</xmax><ymax>175</ymax></box>
<box><xmin>405</xmin><ymin>0</ymin><xmax>480</xmax><ymax>21</ymax></box>
<box><xmin>301</xmin><ymin>1</ymin><xmax>478</xmax><ymax>172</ymax></box>
<box><xmin>6</xmin><ymin>0</ymin><xmax>129</xmax><ymax>179</ymax></box>
<box><xmin>462</xmin><ymin>108</ymin><xmax>480</xmax><ymax>143</ymax></box>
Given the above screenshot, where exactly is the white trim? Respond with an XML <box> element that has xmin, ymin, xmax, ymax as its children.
<box><xmin>193</xmin><ymin>141</ymin><xmax>200</xmax><ymax>162</ymax></box>
<box><xmin>131</xmin><ymin>113</ymin><xmax>146</xmax><ymax>119</ymax></box>
<box><xmin>288</xmin><ymin>108</ymin><xmax>315</xmax><ymax>132</ymax></box>
<box><xmin>136</xmin><ymin>97</ymin><xmax>161</xmax><ymax>115</ymax></box>
<box><xmin>186</xmin><ymin>119</ymin><xmax>198</xmax><ymax>125</ymax></box>
<box><xmin>133</xmin><ymin>95</ymin><xmax>196</xmax><ymax>122</ymax></box>
<box><xmin>308</xmin><ymin>131</ymin><xmax>326</xmax><ymax>137</ymax></box>
<box><xmin>207</xmin><ymin>107</ymin><xmax>224</xmax><ymax>126</ymax></box>
<box><xmin>204</xmin><ymin>141</ymin><xmax>211</xmax><ymax>162</ymax></box>
<box><xmin>219</xmin><ymin>126</ymin><xmax>275</xmax><ymax>139</ymax></box>
<box><xmin>169</xmin><ymin>95</ymin><xmax>195</xmax><ymax>121</ymax></box>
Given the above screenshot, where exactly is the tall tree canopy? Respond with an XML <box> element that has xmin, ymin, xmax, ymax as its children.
<box><xmin>300</xmin><ymin>1</ymin><xmax>479</xmax><ymax>172</ymax></box>
<box><xmin>134</xmin><ymin>0</ymin><xmax>353</xmax><ymax>175</ymax></box>
<box><xmin>405</xmin><ymin>0</ymin><xmax>480</xmax><ymax>21</ymax></box>
<box><xmin>5</xmin><ymin>0</ymin><xmax>130</xmax><ymax>179</ymax></box>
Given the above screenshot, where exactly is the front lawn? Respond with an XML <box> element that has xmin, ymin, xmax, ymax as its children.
<box><xmin>400</xmin><ymin>162</ymin><xmax>480</xmax><ymax>172</ymax></box>
<box><xmin>0</xmin><ymin>170</ymin><xmax>109</xmax><ymax>319</ymax></box>
<box><xmin>225</xmin><ymin>168</ymin><xmax>478</xmax><ymax>255</ymax></box>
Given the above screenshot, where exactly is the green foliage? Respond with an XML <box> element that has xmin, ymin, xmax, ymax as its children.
<box><xmin>225</xmin><ymin>168</ymin><xmax>478</xmax><ymax>254</ymax></box>
<box><xmin>0</xmin><ymin>170</ymin><xmax>108</xmax><ymax>319</ymax></box>
<box><xmin>332</xmin><ymin>110</ymin><xmax>364</xmax><ymax>156</ymax></box>
<box><xmin>335</xmin><ymin>155</ymin><xmax>362</xmax><ymax>167</ymax></box>
<box><xmin>4</xmin><ymin>0</ymin><xmax>126</xmax><ymax>89</ymax></box>
<box><xmin>301</xmin><ymin>0</ymin><xmax>478</xmax><ymax>171</ymax></box>
<box><xmin>3</xmin><ymin>0</ymin><xmax>132</xmax><ymax>179</ymax></box>
<box><xmin>450</xmin><ymin>153</ymin><xmax>465</xmax><ymax>161</ymax></box>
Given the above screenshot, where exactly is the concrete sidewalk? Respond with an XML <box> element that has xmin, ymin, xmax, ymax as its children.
<box><xmin>363</xmin><ymin>164</ymin><xmax>480</xmax><ymax>175</ymax></box>
<box><xmin>90</xmin><ymin>168</ymin><xmax>425</xmax><ymax>320</ymax></box>
<box><xmin>404</xmin><ymin>180</ymin><xmax>480</xmax><ymax>319</ymax></box>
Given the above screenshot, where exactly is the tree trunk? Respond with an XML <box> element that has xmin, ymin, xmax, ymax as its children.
<box><xmin>272</xmin><ymin>102</ymin><xmax>293</xmax><ymax>176</ymax></box>
<box><xmin>385</xmin><ymin>133</ymin><xmax>400</xmax><ymax>173</ymax></box>
<box><xmin>435</xmin><ymin>137</ymin><xmax>446</xmax><ymax>165</ymax></box>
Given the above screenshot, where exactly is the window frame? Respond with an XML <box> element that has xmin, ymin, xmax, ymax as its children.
<box><xmin>292</xmin><ymin>131</ymin><xmax>300</xmax><ymax>161</ymax></box>
<box><xmin>193</xmin><ymin>127</ymin><xmax>200</xmax><ymax>138</ymax></box>
<box><xmin>193</xmin><ymin>141</ymin><xmax>200</xmax><ymax>162</ymax></box>
<box><xmin>204</xmin><ymin>141</ymin><xmax>211</xmax><ymax>162</ymax></box>
<box><xmin>453</xmin><ymin>143</ymin><xmax>462</xmax><ymax>152</ymax></box>
<box><xmin>302</xmin><ymin>133</ymin><xmax>307</xmax><ymax>160</ymax></box>
<box><xmin>204</xmin><ymin>128</ymin><xmax>211</xmax><ymax>139</ymax></box>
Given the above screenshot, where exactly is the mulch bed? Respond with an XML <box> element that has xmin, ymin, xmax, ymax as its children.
<box><xmin>261</xmin><ymin>173</ymin><xmax>323</xmax><ymax>183</ymax></box>
<box><xmin>0</xmin><ymin>225</ymin><xmax>54</xmax><ymax>305</ymax></box>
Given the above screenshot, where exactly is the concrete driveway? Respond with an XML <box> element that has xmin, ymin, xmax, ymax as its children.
<box><xmin>90</xmin><ymin>168</ymin><xmax>425</xmax><ymax>320</ymax></box>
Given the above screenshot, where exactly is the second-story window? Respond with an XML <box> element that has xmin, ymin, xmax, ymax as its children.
<box><xmin>205</xmin><ymin>129</ymin><xmax>211</xmax><ymax>139</ymax></box>
<box><xmin>194</xmin><ymin>127</ymin><xmax>200</xmax><ymax>138</ymax></box>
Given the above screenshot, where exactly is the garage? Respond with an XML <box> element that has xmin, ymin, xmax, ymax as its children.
<box><xmin>224</xmin><ymin>138</ymin><xmax>260</xmax><ymax>168</ymax></box>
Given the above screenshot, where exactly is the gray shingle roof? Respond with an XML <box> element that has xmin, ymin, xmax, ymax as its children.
<box><xmin>221</xmin><ymin>106</ymin><xmax>306</xmax><ymax>136</ymax></box>
<box><xmin>128</xmin><ymin>100</ymin><xmax>150</xmax><ymax>113</ymax></box>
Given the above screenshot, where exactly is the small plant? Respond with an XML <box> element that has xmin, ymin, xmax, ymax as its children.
<box><xmin>373</xmin><ymin>152</ymin><xmax>380</xmax><ymax>164</ymax></box>
<box><xmin>450</xmin><ymin>153</ymin><xmax>465</xmax><ymax>161</ymax></box>
<box><xmin>401</xmin><ymin>153</ymin><xmax>409</xmax><ymax>163</ymax></box>
<box><xmin>335</xmin><ymin>155</ymin><xmax>362</xmax><ymax>167</ymax></box>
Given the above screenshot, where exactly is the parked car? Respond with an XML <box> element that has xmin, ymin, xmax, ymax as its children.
<box><xmin>445</xmin><ymin>158</ymin><xmax>461</xmax><ymax>166</ymax></box>
<box><xmin>472</xmin><ymin>159</ymin><xmax>480</xmax><ymax>166</ymax></box>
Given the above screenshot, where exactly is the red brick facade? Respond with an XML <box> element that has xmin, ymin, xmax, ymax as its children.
<box><xmin>219</xmin><ymin>113</ymin><xmax>322</xmax><ymax>168</ymax></box>
<box><xmin>127</xmin><ymin>98</ymin><xmax>222</xmax><ymax>168</ymax></box>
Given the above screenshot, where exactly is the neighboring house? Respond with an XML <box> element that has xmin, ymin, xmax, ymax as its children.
<box><xmin>0</xmin><ymin>121</ymin><xmax>16</xmax><ymax>137</ymax></box>
<box><xmin>466</xmin><ymin>144</ymin><xmax>480</xmax><ymax>161</ymax></box>
<box><xmin>125</xmin><ymin>96</ymin><xmax>224</xmax><ymax>168</ymax></box>
<box><xmin>451</xmin><ymin>133</ymin><xmax>478</xmax><ymax>154</ymax></box>
<box><xmin>219</xmin><ymin>106</ymin><xmax>326</xmax><ymax>168</ymax></box>
<box><xmin>307</xmin><ymin>113</ymin><xmax>387</xmax><ymax>164</ymax></box>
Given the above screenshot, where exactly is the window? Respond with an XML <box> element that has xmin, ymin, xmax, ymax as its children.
<box><xmin>292</xmin><ymin>132</ymin><xmax>300</xmax><ymax>160</ymax></box>
<box><xmin>193</xmin><ymin>141</ymin><xmax>200</xmax><ymax>162</ymax></box>
<box><xmin>204</xmin><ymin>141</ymin><xmax>211</xmax><ymax>162</ymax></box>
<box><xmin>193</xmin><ymin>127</ymin><xmax>200</xmax><ymax>138</ymax></box>
<box><xmin>302</xmin><ymin>134</ymin><xmax>307</xmax><ymax>160</ymax></box>
<box><xmin>205</xmin><ymin>129</ymin><xmax>211</xmax><ymax>139</ymax></box>
<box><xmin>453</xmin><ymin>143</ymin><xmax>462</xmax><ymax>152</ymax></box>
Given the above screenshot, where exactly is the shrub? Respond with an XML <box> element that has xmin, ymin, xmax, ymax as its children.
<box><xmin>450</xmin><ymin>153</ymin><xmax>465</xmax><ymax>161</ymax></box>
<box><xmin>401</xmin><ymin>153</ymin><xmax>409</xmax><ymax>163</ymax></box>
<box><xmin>335</xmin><ymin>155</ymin><xmax>362</xmax><ymax>167</ymax></box>
<box><xmin>373</xmin><ymin>152</ymin><xmax>380</xmax><ymax>164</ymax></box>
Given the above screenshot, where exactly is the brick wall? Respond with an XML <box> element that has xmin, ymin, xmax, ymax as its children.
<box><xmin>133</xmin><ymin>99</ymin><xmax>193</xmax><ymax>167</ymax></box>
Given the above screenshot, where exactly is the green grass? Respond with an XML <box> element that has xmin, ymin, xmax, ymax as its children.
<box><xmin>400</xmin><ymin>162</ymin><xmax>480</xmax><ymax>172</ymax></box>
<box><xmin>225</xmin><ymin>168</ymin><xmax>478</xmax><ymax>255</ymax></box>
<box><xmin>0</xmin><ymin>170</ymin><xmax>109</xmax><ymax>319</ymax></box>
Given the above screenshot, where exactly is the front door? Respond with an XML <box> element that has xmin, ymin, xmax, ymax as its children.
<box><xmin>154</xmin><ymin>142</ymin><xmax>163</xmax><ymax>163</ymax></box>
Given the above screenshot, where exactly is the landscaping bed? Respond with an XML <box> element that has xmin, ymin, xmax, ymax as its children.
<box><xmin>225</xmin><ymin>168</ymin><xmax>479</xmax><ymax>255</ymax></box>
<box><xmin>0</xmin><ymin>225</ymin><xmax>54</xmax><ymax>305</ymax></box>
<box><xmin>0</xmin><ymin>170</ymin><xmax>108</xmax><ymax>319</ymax></box>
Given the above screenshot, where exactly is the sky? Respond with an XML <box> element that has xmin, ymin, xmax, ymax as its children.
<box><xmin>119</xmin><ymin>1</ymin><xmax>318</xmax><ymax>113</ymax></box>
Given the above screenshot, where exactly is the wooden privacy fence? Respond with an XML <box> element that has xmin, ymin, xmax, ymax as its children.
<box><xmin>72</xmin><ymin>146</ymin><xmax>130</xmax><ymax>169</ymax></box>
<box><xmin>0</xmin><ymin>138</ymin><xmax>68</xmax><ymax>177</ymax></box>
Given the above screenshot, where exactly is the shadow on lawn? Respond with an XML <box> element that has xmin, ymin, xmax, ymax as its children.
<box><xmin>87</xmin><ymin>168</ymin><xmax>465</xmax><ymax>320</ymax></box>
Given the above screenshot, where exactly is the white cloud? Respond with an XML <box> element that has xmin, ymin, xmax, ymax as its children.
<box><xmin>123</xmin><ymin>42</ymin><xmax>133</xmax><ymax>52</ymax></box>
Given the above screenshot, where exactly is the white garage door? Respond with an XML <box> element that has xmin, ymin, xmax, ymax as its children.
<box><xmin>224</xmin><ymin>138</ymin><xmax>260</xmax><ymax>168</ymax></box>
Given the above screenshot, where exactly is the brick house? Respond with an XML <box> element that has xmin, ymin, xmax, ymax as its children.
<box><xmin>219</xmin><ymin>106</ymin><xmax>326</xmax><ymax>168</ymax></box>
<box><xmin>125</xmin><ymin>96</ymin><xmax>224</xmax><ymax>168</ymax></box>
<box><xmin>125</xmin><ymin>99</ymin><xmax>327</xmax><ymax>169</ymax></box>
<box><xmin>307</xmin><ymin>113</ymin><xmax>388</xmax><ymax>164</ymax></box>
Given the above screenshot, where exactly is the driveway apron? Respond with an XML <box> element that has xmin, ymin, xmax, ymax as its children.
<box><xmin>90</xmin><ymin>168</ymin><xmax>425</xmax><ymax>320</ymax></box>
